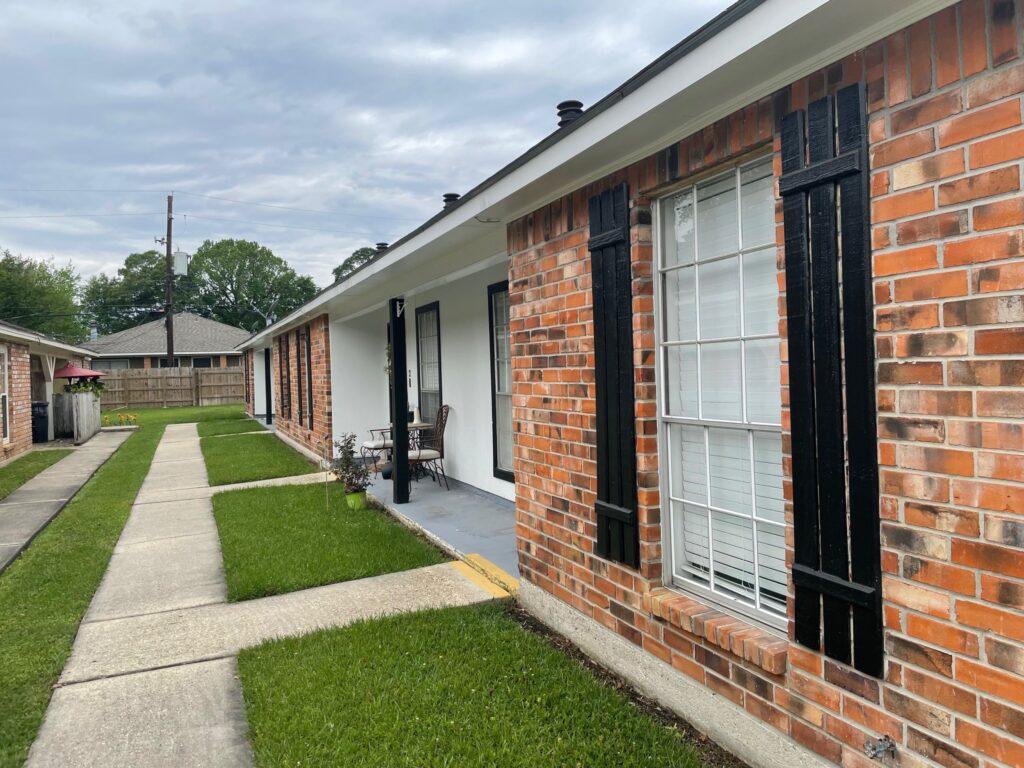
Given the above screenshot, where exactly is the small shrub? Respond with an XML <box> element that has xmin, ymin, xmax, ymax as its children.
<box><xmin>330</xmin><ymin>433</ymin><xmax>371</xmax><ymax>494</ymax></box>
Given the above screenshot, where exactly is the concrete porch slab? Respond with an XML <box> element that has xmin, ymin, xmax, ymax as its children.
<box><xmin>368</xmin><ymin>475</ymin><xmax>518</xmax><ymax>577</ymax></box>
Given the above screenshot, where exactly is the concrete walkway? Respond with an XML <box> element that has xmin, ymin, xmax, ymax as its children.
<box><xmin>0</xmin><ymin>432</ymin><xmax>131</xmax><ymax>574</ymax></box>
<box><xmin>28</xmin><ymin>423</ymin><xmax>507</xmax><ymax>768</ymax></box>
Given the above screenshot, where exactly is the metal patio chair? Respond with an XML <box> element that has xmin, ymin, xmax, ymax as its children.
<box><xmin>409</xmin><ymin>404</ymin><xmax>450</xmax><ymax>491</ymax></box>
<box><xmin>360</xmin><ymin>427</ymin><xmax>394</xmax><ymax>474</ymax></box>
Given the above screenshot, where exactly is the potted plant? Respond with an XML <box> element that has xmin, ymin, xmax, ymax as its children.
<box><xmin>330</xmin><ymin>433</ymin><xmax>371</xmax><ymax>510</ymax></box>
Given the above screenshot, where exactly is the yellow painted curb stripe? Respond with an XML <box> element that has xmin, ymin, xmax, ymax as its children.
<box><xmin>463</xmin><ymin>554</ymin><xmax>520</xmax><ymax>596</ymax></box>
<box><xmin>447</xmin><ymin>560</ymin><xmax>510</xmax><ymax>599</ymax></box>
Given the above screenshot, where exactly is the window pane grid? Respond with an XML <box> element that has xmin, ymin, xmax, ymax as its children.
<box><xmin>658</xmin><ymin>156</ymin><xmax>784</xmax><ymax>624</ymax></box>
<box><xmin>490</xmin><ymin>287</ymin><xmax>513</xmax><ymax>475</ymax></box>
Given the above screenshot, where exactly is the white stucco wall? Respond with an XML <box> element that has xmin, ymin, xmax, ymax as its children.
<box><xmin>252</xmin><ymin>346</ymin><xmax>274</xmax><ymax>419</ymax></box>
<box><xmin>403</xmin><ymin>261</ymin><xmax>513</xmax><ymax>501</ymax></box>
<box><xmin>329</xmin><ymin>309</ymin><xmax>391</xmax><ymax>454</ymax></box>
<box><xmin>329</xmin><ymin>261</ymin><xmax>513</xmax><ymax>501</ymax></box>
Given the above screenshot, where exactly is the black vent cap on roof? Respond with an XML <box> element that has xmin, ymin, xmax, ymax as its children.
<box><xmin>442</xmin><ymin>192</ymin><xmax>461</xmax><ymax>208</ymax></box>
<box><xmin>557</xmin><ymin>100</ymin><xmax>584</xmax><ymax>127</ymax></box>
<box><xmin>375</xmin><ymin>242</ymin><xmax>388</xmax><ymax>252</ymax></box>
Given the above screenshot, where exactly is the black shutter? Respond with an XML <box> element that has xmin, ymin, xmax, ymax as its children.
<box><xmin>589</xmin><ymin>183</ymin><xmax>639</xmax><ymax>568</ymax></box>
<box><xmin>294</xmin><ymin>329</ymin><xmax>303</xmax><ymax>427</ymax></box>
<box><xmin>779</xmin><ymin>83</ymin><xmax>883</xmax><ymax>677</ymax></box>
<box><xmin>243</xmin><ymin>351</ymin><xmax>251</xmax><ymax>404</ymax></box>
<box><xmin>305</xmin><ymin>324</ymin><xmax>314</xmax><ymax>427</ymax></box>
<box><xmin>279</xmin><ymin>334</ymin><xmax>291</xmax><ymax>419</ymax></box>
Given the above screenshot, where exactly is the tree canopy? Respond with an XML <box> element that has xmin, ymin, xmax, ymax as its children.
<box><xmin>82</xmin><ymin>250</ymin><xmax>200</xmax><ymax>335</ymax></box>
<box><xmin>0</xmin><ymin>251</ymin><xmax>87</xmax><ymax>343</ymax></box>
<box><xmin>81</xmin><ymin>239</ymin><xmax>318</xmax><ymax>335</ymax></box>
<box><xmin>332</xmin><ymin>246</ymin><xmax>378</xmax><ymax>283</ymax></box>
<box><xmin>188</xmin><ymin>239</ymin><xmax>318</xmax><ymax>332</ymax></box>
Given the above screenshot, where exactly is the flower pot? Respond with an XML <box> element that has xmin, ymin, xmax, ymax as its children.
<box><xmin>346</xmin><ymin>491</ymin><xmax>368</xmax><ymax>510</ymax></box>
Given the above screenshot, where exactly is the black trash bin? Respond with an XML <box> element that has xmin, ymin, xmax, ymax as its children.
<box><xmin>31</xmin><ymin>402</ymin><xmax>49</xmax><ymax>443</ymax></box>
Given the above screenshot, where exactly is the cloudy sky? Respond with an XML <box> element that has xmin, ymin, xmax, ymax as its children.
<box><xmin>2</xmin><ymin>0</ymin><xmax>731</xmax><ymax>288</ymax></box>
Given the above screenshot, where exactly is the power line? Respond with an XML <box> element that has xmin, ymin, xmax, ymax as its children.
<box><xmin>0</xmin><ymin>211</ymin><xmax>166</xmax><ymax>220</ymax></box>
<box><xmin>0</xmin><ymin>187</ymin><xmax>426</xmax><ymax>223</ymax></box>
<box><xmin>181</xmin><ymin>213</ymin><xmax>376</xmax><ymax>235</ymax></box>
<box><xmin>175</xmin><ymin>191</ymin><xmax>423</xmax><ymax>222</ymax></box>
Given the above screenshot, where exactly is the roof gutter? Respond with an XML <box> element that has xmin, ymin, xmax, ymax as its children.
<box><xmin>0</xmin><ymin>325</ymin><xmax>93</xmax><ymax>358</ymax></box>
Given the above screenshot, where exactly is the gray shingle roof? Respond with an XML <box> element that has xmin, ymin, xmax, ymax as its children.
<box><xmin>86</xmin><ymin>312</ymin><xmax>250</xmax><ymax>356</ymax></box>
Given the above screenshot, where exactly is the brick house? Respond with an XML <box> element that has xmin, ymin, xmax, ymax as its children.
<box><xmin>241</xmin><ymin>315</ymin><xmax>333</xmax><ymax>458</ymax></box>
<box><xmin>87</xmin><ymin>312</ymin><xmax>249</xmax><ymax>371</ymax></box>
<box><xmin>0</xmin><ymin>320</ymin><xmax>93</xmax><ymax>463</ymax></box>
<box><xmin>238</xmin><ymin>1</ymin><xmax>1024</xmax><ymax>764</ymax></box>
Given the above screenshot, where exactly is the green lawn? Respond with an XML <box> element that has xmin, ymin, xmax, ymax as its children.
<box><xmin>213</xmin><ymin>483</ymin><xmax>445</xmax><ymax>601</ymax></box>
<box><xmin>197</xmin><ymin>418</ymin><xmax>266</xmax><ymax>437</ymax></box>
<box><xmin>0</xmin><ymin>450</ymin><xmax>72</xmax><ymax>501</ymax></box>
<box><xmin>107</xmin><ymin>404</ymin><xmax>248</xmax><ymax>428</ymax></box>
<box><xmin>238</xmin><ymin>603</ymin><xmax>703</xmax><ymax>768</ymax></box>
<box><xmin>0</xmin><ymin>427</ymin><xmax>162</xmax><ymax>767</ymax></box>
<box><xmin>201</xmin><ymin>433</ymin><xmax>317</xmax><ymax>486</ymax></box>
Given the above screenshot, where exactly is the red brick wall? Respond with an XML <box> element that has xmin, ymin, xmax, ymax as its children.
<box><xmin>1</xmin><ymin>341</ymin><xmax>32</xmax><ymax>463</ymax></box>
<box><xmin>271</xmin><ymin>314</ymin><xmax>332</xmax><ymax>458</ymax></box>
<box><xmin>509</xmin><ymin>2</ymin><xmax>1024</xmax><ymax>766</ymax></box>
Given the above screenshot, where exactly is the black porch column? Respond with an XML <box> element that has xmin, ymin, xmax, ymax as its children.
<box><xmin>262</xmin><ymin>347</ymin><xmax>273</xmax><ymax>424</ymax></box>
<box><xmin>388</xmin><ymin>298</ymin><xmax>410</xmax><ymax>504</ymax></box>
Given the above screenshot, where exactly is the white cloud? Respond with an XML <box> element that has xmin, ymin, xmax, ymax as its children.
<box><xmin>0</xmin><ymin>0</ymin><xmax>732</xmax><ymax>290</ymax></box>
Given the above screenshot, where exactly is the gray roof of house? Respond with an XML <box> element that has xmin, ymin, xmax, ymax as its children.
<box><xmin>86</xmin><ymin>312</ymin><xmax>250</xmax><ymax>356</ymax></box>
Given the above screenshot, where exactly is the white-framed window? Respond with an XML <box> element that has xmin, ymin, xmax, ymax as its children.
<box><xmin>1</xmin><ymin>346</ymin><xmax>8</xmax><ymax>443</ymax></box>
<box><xmin>488</xmin><ymin>282</ymin><xmax>513</xmax><ymax>481</ymax></box>
<box><xmin>656</xmin><ymin>155</ymin><xmax>786</xmax><ymax>626</ymax></box>
<box><xmin>416</xmin><ymin>303</ymin><xmax>441</xmax><ymax>422</ymax></box>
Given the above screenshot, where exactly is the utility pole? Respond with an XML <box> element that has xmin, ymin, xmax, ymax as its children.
<box><xmin>163</xmin><ymin>194</ymin><xmax>174</xmax><ymax>368</ymax></box>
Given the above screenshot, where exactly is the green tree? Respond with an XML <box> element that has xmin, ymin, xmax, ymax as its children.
<box><xmin>189</xmin><ymin>239</ymin><xmax>318</xmax><ymax>332</ymax></box>
<box><xmin>332</xmin><ymin>246</ymin><xmax>378</xmax><ymax>283</ymax></box>
<box><xmin>0</xmin><ymin>250</ymin><xmax>87</xmax><ymax>343</ymax></box>
<box><xmin>82</xmin><ymin>250</ymin><xmax>199</xmax><ymax>335</ymax></box>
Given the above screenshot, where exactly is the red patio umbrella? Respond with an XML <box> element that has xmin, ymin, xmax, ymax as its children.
<box><xmin>53</xmin><ymin>363</ymin><xmax>106</xmax><ymax>379</ymax></box>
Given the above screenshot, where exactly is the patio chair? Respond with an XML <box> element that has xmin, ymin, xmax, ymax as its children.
<box><xmin>409</xmin><ymin>404</ymin><xmax>450</xmax><ymax>491</ymax></box>
<box><xmin>360</xmin><ymin>427</ymin><xmax>394</xmax><ymax>474</ymax></box>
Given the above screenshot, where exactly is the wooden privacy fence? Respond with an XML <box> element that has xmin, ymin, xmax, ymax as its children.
<box><xmin>100</xmin><ymin>368</ymin><xmax>244</xmax><ymax>410</ymax></box>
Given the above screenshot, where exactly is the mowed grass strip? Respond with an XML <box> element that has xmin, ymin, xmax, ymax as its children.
<box><xmin>201</xmin><ymin>433</ymin><xmax>316</xmax><ymax>486</ymax></box>
<box><xmin>0</xmin><ymin>427</ymin><xmax>162</xmax><ymax>767</ymax></box>
<box><xmin>109</xmin><ymin>403</ymin><xmax>248</xmax><ymax>428</ymax></box>
<box><xmin>238</xmin><ymin>603</ymin><xmax>703</xmax><ymax>768</ymax></box>
<box><xmin>0</xmin><ymin>449</ymin><xmax>72</xmax><ymax>501</ymax></box>
<box><xmin>213</xmin><ymin>483</ymin><xmax>445</xmax><ymax>601</ymax></box>
<box><xmin>197</xmin><ymin>418</ymin><xmax>266</xmax><ymax>437</ymax></box>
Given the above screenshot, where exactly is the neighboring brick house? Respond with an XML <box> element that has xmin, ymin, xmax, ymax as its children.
<box><xmin>86</xmin><ymin>312</ymin><xmax>249</xmax><ymax>370</ymax></box>
<box><xmin>267</xmin><ymin>315</ymin><xmax>332</xmax><ymax>458</ymax></box>
<box><xmin>0</xmin><ymin>320</ymin><xmax>92</xmax><ymax>463</ymax></box>
<box><xmin>235</xmin><ymin>1</ymin><xmax>1024</xmax><ymax>765</ymax></box>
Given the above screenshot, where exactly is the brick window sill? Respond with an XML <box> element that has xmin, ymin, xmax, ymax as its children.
<box><xmin>643</xmin><ymin>587</ymin><xmax>788</xmax><ymax>675</ymax></box>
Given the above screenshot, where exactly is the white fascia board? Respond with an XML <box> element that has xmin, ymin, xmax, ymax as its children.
<box><xmin>239</xmin><ymin>0</ymin><xmax>954</xmax><ymax>349</ymax></box>
<box><xmin>0</xmin><ymin>327</ymin><xmax>93</xmax><ymax>358</ymax></box>
<box><xmin>91</xmin><ymin>351</ymin><xmax>243</xmax><ymax>357</ymax></box>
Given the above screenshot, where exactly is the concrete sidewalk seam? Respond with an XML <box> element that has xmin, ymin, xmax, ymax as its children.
<box><xmin>53</xmin><ymin>652</ymin><xmax>238</xmax><ymax>689</ymax></box>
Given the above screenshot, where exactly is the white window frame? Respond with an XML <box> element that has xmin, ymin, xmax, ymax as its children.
<box><xmin>653</xmin><ymin>154</ymin><xmax>787</xmax><ymax>631</ymax></box>
<box><xmin>0</xmin><ymin>347</ymin><xmax>8</xmax><ymax>444</ymax></box>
